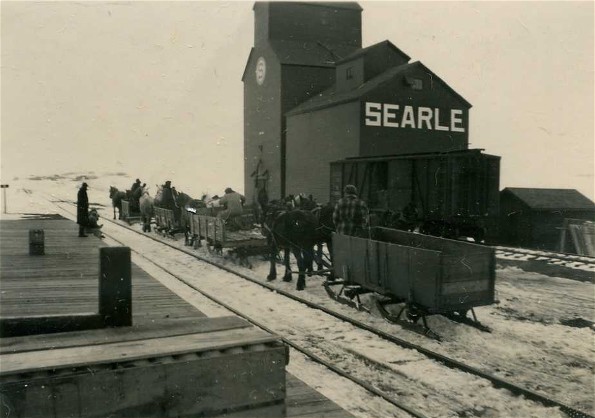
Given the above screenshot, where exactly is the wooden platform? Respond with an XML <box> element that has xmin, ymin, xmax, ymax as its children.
<box><xmin>0</xmin><ymin>216</ymin><xmax>354</xmax><ymax>417</ymax></box>
<box><xmin>0</xmin><ymin>216</ymin><xmax>202</xmax><ymax>322</ymax></box>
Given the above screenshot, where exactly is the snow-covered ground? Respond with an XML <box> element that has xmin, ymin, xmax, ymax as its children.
<box><xmin>1</xmin><ymin>172</ymin><xmax>594</xmax><ymax>417</ymax></box>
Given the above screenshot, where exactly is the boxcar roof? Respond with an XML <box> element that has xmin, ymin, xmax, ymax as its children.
<box><xmin>331</xmin><ymin>148</ymin><xmax>499</xmax><ymax>163</ymax></box>
<box><xmin>501</xmin><ymin>188</ymin><xmax>595</xmax><ymax>211</ymax></box>
<box><xmin>253</xmin><ymin>2</ymin><xmax>363</xmax><ymax>11</ymax></box>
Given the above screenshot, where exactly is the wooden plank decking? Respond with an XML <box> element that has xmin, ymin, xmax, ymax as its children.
<box><xmin>0</xmin><ymin>216</ymin><xmax>202</xmax><ymax>322</ymax></box>
<box><xmin>0</xmin><ymin>216</ymin><xmax>354</xmax><ymax>418</ymax></box>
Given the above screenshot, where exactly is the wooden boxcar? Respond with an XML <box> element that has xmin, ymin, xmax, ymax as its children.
<box><xmin>332</xmin><ymin>228</ymin><xmax>496</xmax><ymax>315</ymax></box>
<box><xmin>330</xmin><ymin>149</ymin><xmax>500</xmax><ymax>241</ymax></box>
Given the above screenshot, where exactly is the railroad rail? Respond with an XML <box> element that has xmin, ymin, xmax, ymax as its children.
<box><xmin>495</xmin><ymin>245</ymin><xmax>595</xmax><ymax>283</ymax></box>
<box><xmin>46</xmin><ymin>198</ymin><xmax>594</xmax><ymax>418</ymax></box>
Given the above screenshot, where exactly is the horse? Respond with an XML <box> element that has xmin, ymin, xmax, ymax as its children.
<box><xmin>130</xmin><ymin>183</ymin><xmax>144</xmax><ymax>212</ymax></box>
<box><xmin>312</xmin><ymin>202</ymin><xmax>335</xmax><ymax>276</ymax></box>
<box><xmin>378</xmin><ymin>203</ymin><xmax>420</xmax><ymax>233</ymax></box>
<box><xmin>139</xmin><ymin>186</ymin><xmax>154</xmax><ymax>232</ymax></box>
<box><xmin>262</xmin><ymin>201</ymin><xmax>320</xmax><ymax>291</ymax></box>
<box><xmin>109</xmin><ymin>186</ymin><xmax>127</xmax><ymax>220</ymax></box>
<box><xmin>287</xmin><ymin>194</ymin><xmax>335</xmax><ymax>274</ymax></box>
<box><xmin>293</xmin><ymin>193</ymin><xmax>318</xmax><ymax>211</ymax></box>
<box><xmin>154</xmin><ymin>184</ymin><xmax>164</xmax><ymax>208</ymax></box>
<box><xmin>175</xmin><ymin>190</ymin><xmax>203</xmax><ymax>210</ymax></box>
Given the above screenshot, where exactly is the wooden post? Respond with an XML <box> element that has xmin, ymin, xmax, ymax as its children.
<box><xmin>29</xmin><ymin>229</ymin><xmax>45</xmax><ymax>255</ymax></box>
<box><xmin>1</xmin><ymin>184</ymin><xmax>8</xmax><ymax>214</ymax></box>
<box><xmin>559</xmin><ymin>218</ymin><xmax>569</xmax><ymax>253</ymax></box>
<box><xmin>99</xmin><ymin>247</ymin><xmax>132</xmax><ymax>327</ymax></box>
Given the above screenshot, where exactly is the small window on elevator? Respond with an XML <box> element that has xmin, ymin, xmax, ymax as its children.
<box><xmin>404</xmin><ymin>76</ymin><xmax>423</xmax><ymax>90</ymax></box>
<box><xmin>346</xmin><ymin>67</ymin><xmax>353</xmax><ymax>80</ymax></box>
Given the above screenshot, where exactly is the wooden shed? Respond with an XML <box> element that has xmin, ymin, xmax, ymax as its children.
<box><xmin>499</xmin><ymin>188</ymin><xmax>595</xmax><ymax>252</ymax></box>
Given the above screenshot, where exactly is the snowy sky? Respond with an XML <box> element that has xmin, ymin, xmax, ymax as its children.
<box><xmin>1</xmin><ymin>1</ymin><xmax>593</xmax><ymax>200</ymax></box>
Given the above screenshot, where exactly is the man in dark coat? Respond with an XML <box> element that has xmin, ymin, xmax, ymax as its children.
<box><xmin>131</xmin><ymin>178</ymin><xmax>141</xmax><ymax>193</ymax></box>
<box><xmin>77</xmin><ymin>182</ymin><xmax>89</xmax><ymax>237</ymax></box>
<box><xmin>130</xmin><ymin>179</ymin><xmax>143</xmax><ymax>212</ymax></box>
<box><xmin>160</xmin><ymin>181</ymin><xmax>176</xmax><ymax>210</ymax></box>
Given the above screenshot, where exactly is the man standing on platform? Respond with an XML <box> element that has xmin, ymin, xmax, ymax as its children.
<box><xmin>77</xmin><ymin>182</ymin><xmax>89</xmax><ymax>237</ymax></box>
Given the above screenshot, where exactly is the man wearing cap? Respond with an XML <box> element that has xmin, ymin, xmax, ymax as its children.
<box><xmin>333</xmin><ymin>184</ymin><xmax>369</xmax><ymax>237</ymax></box>
<box><xmin>160</xmin><ymin>181</ymin><xmax>176</xmax><ymax>210</ymax></box>
<box><xmin>130</xmin><ymin>179</ymin><xmax>143</xmax><ymax>212</ymax></box>
<box><xmin>77</xmin><ymin>182</ymin><xmax>89</xmax><ymax>237</ymax></box>
<box><xmin>131</xmin><ymin>178</ymin><xmax>141</xmax><ymax>193</ymax></box>
<box><xmin>218</xmin><ymin>187</ymin><xmax>246</xmax><ymax>229</ymax></box>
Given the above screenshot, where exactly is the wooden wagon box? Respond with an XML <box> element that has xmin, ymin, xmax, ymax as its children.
<box><xmin>189</xmin><ymin>214</ymin><xmax>266</xmax><ymax>249</ymax></box>
<box><xmin>120</xmin><ymin>200</ymin><xmax>141</xmax><ymax>224</ymax></box>
<box><xmin>0</xmin><ymin>317</ymin><xmax>288</xmax><ymax>418</ymax></box>
<box><xmin>154</xmin><ymin>207</ymin><xmax>175</xmax><ymax>229</ymax></box>
<box><xmin>332</xmin><ymin>228</ymin><xmax>496</xmax><ymax>313</ymax></box>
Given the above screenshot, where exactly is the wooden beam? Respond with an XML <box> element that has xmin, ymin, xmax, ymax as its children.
<box><xmin>99</xmin><ymin>247</ymin><xmax>132</xmax><ymax>327</ymax></box>
<box><xmin>0</xmin><ymin>313</ymin><xmax>103</xmax><ymax>338</ymax></box>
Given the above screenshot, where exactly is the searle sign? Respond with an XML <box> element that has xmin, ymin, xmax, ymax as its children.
<box><xmin>364</xmin><ymin>102</ymin><xmax>466</xmax><ymax>133</ymax></box>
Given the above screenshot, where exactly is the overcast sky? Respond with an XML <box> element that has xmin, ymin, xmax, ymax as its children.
<box><xmin>1</xmin><ymin>1</ymin><xmax>593</xmax><ymax>200</ymax></box>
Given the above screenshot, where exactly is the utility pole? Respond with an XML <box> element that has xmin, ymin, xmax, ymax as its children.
<box><xmin>1</xmin><ymin>184</ymin><xmax>9</xmax><ymax>214</ymax></box>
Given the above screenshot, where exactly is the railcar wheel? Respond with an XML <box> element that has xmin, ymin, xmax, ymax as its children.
<box><xmin>406</xmin><ymin>305</ymin><xmax>422</xmax><ymax>323</ymax></box>
<box><xmin>456</xmin><ymin>309</ymin><xmax>469</xmax><ymax>318</ymax></box>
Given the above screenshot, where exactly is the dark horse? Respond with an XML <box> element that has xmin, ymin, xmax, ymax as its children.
<box><xmin>312</xmin><ymin>202</ymin><xmax>335</xmax><ymax>276</ymax></box>
<box><xmin>109</xmin><ymin>186</ymin><xmax>127</xmax><ymax>220</ymax></box>
<box><xmin>262</xmin><ymin>201</ymin><xmax>320</xmax><ymax>291</ymax></box>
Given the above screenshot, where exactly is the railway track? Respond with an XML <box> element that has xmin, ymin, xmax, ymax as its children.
<box><xmin>48</xmin><ymin>199</ymin><xmax>593</xmax><ymax>418</ymax></box>
<box><xmin>495</xmin><ymin>246</ymin><xmax>595</xmax><ymax>283</ymax></box>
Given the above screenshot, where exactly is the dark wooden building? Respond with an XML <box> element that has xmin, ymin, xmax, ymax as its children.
<box><xmin>243</xmin><ymin>2</ymin><xmax>474</xmax><ymax>204</ymax></box>
<box><xmin>286</xmin><ymin>46</ymin><xmax>471</xmax><ymax>201</ymax></box>
<box><xmin>243</xmin><ymin>1</ymin><xmax>362</xmax><ymax>203</ymax></box>
<box><xmin>499</xmin><ymin>188</ymin><xmax>595</xmax><ymax>251</ymax></box>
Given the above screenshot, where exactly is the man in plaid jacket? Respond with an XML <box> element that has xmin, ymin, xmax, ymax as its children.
<box><xmin>333</xmin><ymin>184</ymin><xmax>369</xmax><ymax>236</ymax></box>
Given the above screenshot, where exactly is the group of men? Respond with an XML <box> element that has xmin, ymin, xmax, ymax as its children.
<box><xmin>215</xmin><ymin>183</ymin><xmax>369</xmax><ymax>236</ymax></box>
<box><xmin>76</xmin><ymin>179</ymin><xmax>370</xmax><ymax>238</ymax></box>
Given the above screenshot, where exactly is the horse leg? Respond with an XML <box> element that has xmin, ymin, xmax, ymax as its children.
<box><xmin>326</xmin><ymin>239</ymin><xmax>335</xmax><ymax>280</ymax></box>
<box><xmin>316</xmin><ymin>243</ymin><xmax>323</xmax><ymax>271</ymax></box>
<box><xmin>282</xmin><ymin>248</ymin><xmax>292</xmax><ymax>282</ymax></box>
<box><xmin>266</xmin><ymin>243</ymin><xmax>277</xmax><ymax>281</ymax></box>
<box><xmin>293</xmin><ymin>248</ymin><xmax>306</xmax><ymax>291</ymax></box>
<box><xmin>305</xmin><ymin>246</ymin><xmax>314</xmax><ymax>274</ymax></box>
<box><xmin>113</xmin><ymin>206</ymin><xmax>116</xmax><ymax>220</ymax></box>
